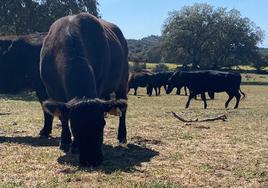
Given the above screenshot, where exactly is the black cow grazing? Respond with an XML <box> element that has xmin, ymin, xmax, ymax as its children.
<box><xmin>128</xmin><ymin>71</ymin><xmax>151</xmax><ymax>95</ymax></box>
<box><xmin>0</xmin><ymin>33</ymin><xmax>47</xmax><ymax>93</ymax></box>
<box><xmin>40</xmin><ymin>13</ymin><xmax>129</xmax><ymax>166</ymax></box>
<box><xmin>166</xmin><ymin>70</ymin><xmax>245</xmax><ymax>109</ymax></box>
<box><xmin>0</xmin><ymin>33</ymin><xmax>57</xmax><ymax>139</ymax></box>
<box><xmin>146</xmin><ymin>71</ymin><xmax>187</xmax><ymax>96</ymax></box>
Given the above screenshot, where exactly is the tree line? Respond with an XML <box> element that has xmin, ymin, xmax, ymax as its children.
<box><xmin>0</xmin><ymin>0</ymin><xmax>99</xmax><ymax>35</ymax></box>
<box><xmin>129</xmin><ymin>3</ymin><xmax>268</xmax><ymax>72</ymax></box>
<box><xmin>0</xmin><ymin>2</ymin><xmax>267</xmax><ymax>72</ymax></box>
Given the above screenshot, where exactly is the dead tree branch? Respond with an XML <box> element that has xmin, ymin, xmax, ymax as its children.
<box><xmin>171</xmin><ymin>112</ymin><xmax>227</xmax><ymax>123</ymax></box>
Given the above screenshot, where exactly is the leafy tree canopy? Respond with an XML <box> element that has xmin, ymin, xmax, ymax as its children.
<box><xmin>0</xmin><ymin>0</ymin><xmax>99</xmax><ymax>35</ymax></box>
<box><xmin>161</xmin><ymin>3</ymin><xmax>265</xmax><ymax>69</ymax></box>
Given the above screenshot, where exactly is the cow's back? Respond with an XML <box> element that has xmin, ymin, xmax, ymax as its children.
<box><xmin>99</xmin><ymin>20</ymin><xmax>129</xmax><ymax>95</ymax></box>
<box><xmin>40</xmin><ymin>13</ymin><xmax>128</xmax><ymax>101</ymax></box>
<box><xmin>183</xmin><ymin>70</ymin><xmax>241</xmax><ymax>92</ymax></box>
<box><xmin>129</xmin><ymin>72</ymin><xmax>150</xmax><ymax>88</ymax></box>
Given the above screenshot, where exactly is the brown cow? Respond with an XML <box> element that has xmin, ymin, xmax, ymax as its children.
<box><xmin>40</xmin><ymin>13</ymin><xmax>129</xmax><ymax>166</ymax></box>
<box><xmin>128</xmin><ymin>71</ymin><xmax>152</xmax><ymax>95</ymax></box>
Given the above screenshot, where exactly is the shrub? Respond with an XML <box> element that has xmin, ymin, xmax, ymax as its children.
<box><xmin>153</xmin><ymin>63</ymin><xmax>169</xmax><ymax>72</ymax></box>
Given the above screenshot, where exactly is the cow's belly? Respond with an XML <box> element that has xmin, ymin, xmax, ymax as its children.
<box><xmin>189</xmin><ymin>82</ymin><xmax>227</xmax><ymax>93</ymax></box>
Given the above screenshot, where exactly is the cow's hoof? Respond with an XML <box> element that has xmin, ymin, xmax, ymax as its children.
<box><xmin>60</xmin><ymin>143</ymin><xmax>71</xmax><ymax>153</ymax></box>
<box><xmin>118</xmin><ymin>139</ymin><xmax>127</xmax><ymax>144</ymax></box>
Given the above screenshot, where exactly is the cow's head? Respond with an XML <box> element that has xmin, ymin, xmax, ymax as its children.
<box><xmin>166</xmin><ymin>71</ymin><xmax>184</xmax><ymax>94</ymax></box>
<box><xmin>43</xmin><ymin>98</ymin><xmax>127</xmax><ymax>167</ymax></box>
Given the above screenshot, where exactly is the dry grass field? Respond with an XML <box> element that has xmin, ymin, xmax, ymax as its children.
<box><xmin>0</xmin><ymin>77</ymin><xmax>268</xmax><ymax>187</ymax></box>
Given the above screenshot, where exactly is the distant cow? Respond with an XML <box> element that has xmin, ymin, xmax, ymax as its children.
<box><xmin>128</xmin><ymin>71</ymin><xmax>151</xmax><ymax>95</ymax></box>
<box><xmin>0</xmin><ymin>33</ymin><xmax>59</xmax><ymax>138</ymax></box>
<box><xmin>146</xmin><ymin>71</ymin><xmax>186</xmax><ymax>96</ymax></box>
<box><xmin>166</xmin><ymin>70</ymin><xmax>245</xmax><ymax>109</ymax></box>
<box><xmin>40</xmin><ymin>13</ymin><xmax>129</xmax><ymax>166</ymax></box>
<box><xmin>146</xmin><ymin>71</ymin><xmax>188</xmax><ymax>96</ymax></box>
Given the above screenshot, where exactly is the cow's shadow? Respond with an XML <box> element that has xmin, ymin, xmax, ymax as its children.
<box><xmin>0</xmin><ymin>135</ymin><xmax>159</xmax><ymax>174</ymax></box>
<box><xmin>57</xmin><ymin>143</ymin><xmax>159</xmax><ymax>174</ymax></box>
<box><xmin>0</xmin><ymin>136</ymin><xmax>59</xmax><ymax>147</ymax></box>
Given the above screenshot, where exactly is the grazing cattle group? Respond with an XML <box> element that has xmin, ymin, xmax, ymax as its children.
<box><xmin>0</xmin><ymin>13</ymin><xmax>246</xmax><ymax>167</ymax></box>
<box><xmin>166</xmin><ymin>70</ymin><xmax>245</xmax><ymax>109</ymax></box>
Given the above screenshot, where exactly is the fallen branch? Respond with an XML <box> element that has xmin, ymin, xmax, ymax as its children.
<box><xmin>171</xmin><ymin>112</ymin><xmax>227</xmax><ymax>123</ymax></box>
<box><xmin>0</xmin><ymin>112</ymin><xmax>11</xmax><ymax>116</ymax></box>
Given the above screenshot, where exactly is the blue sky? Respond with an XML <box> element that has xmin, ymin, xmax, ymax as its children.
<box><xmin>99</xmin><ymin>0</ymin><xmax>268</xmax><ymax>48</ymax></box>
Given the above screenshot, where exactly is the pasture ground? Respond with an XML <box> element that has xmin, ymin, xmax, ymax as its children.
<box><xmin>0</xmin><ymin>77</ymin><xmax>268</xmax><ymax>187</ymax></box>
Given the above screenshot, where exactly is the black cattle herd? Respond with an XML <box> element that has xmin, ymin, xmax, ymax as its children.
<box><xmin>0</xmin><ymin>13</ymin><xmax>245</xmax><ymax>166</ymax></box>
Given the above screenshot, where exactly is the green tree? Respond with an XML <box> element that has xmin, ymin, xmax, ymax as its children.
<box><xmin>251</xmin><ymin>52</ymin><xmax>268</xmax><ymax>72</ymax></box>
<box><xmin>0</xmin><ymin>0</ymin><xmax>99</xmax><ymax>35</ymax></box>
<box><xmin>161</xmin><ymin>3</ymin><xmax>264</xmax><ymax>69</ymax></box>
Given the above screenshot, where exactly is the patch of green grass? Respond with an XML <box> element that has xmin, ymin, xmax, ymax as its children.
<box><xmin>180</xmin><ymin>132</ymin><xmax>193</xmax><ymax>140</ymax></box>
<box><xmin>232</xmin><ymin>167</ymin><xmax>266</xmax><ymax>180</ymax></box>
<box><xmin>0</xmin><ymin>181</ymin><xmax>19</xmax><ymax>188</ymax></box>
<box><xmin>199</xmin><ymin>163</ymin><xmax>214</xmax><ymax>173</ymax></box>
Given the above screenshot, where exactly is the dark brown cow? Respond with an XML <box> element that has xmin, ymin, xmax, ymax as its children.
<box><xmin>0</xmin><ymin>33</ymin><xmax>59</xmax><ymax>139</ymax></box>
<box><xmin>128</xmin><ymin>71</ymin><xmax>151</xmax><ymax>95</ymax></box>
<box><xmin>41</xmin><ymin>13</ymin><xmax>129</xmax><ymax>166</ymax></box>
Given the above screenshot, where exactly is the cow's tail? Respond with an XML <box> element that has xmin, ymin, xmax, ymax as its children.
<box><xmin>239</xmin><ymin>89</ymin><xmax>246</xmax><ymax>100</ymax></box>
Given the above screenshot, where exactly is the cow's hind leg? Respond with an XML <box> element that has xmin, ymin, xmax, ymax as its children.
<box><xmin>208</xmin><ymin>92</ymin><xmax>215</xmax><ymax>100</ymax></box>
<box><xmin>201</xmin><ymin>92</ymin><xmax>207</xmax><ymax>109</ymax></box>
<box><xmin>176</xmin><ymin>88</ymin><xmax>180</xmax><ymax>95</ymax></box>
<box><xmin>234</xmin><ymin>91</ymin><xmax>241</xmax><ymax>109</ymax></box>
<box><xmin>115</xmin><ymin>87</ymin><xmax>128</xmax><ymax>144</ymax></box>
<box><xmin>184</xmin><ymin>86</ymin><xmax>188</xmax><ymax>96</ymax></box>
<box><xmin>134</xmin><ymin>87</ymin><xmax>137</xmax><ymax>95</ymax></box>
<box><xmin>59</xmin><ymin>117</ymin><xmax>72</xmax><ymax>153</ymax></box>
<box><xmin>185</xmin><ymin>92</ymin><xmax>195</xmax><ymax>108</ymax></box>
<box><xmin>225</xmin><ymin>92</ymin><xmax>234</xmax><ymax>108</ymax></box>
<box><xmin>39</xmin><ymin>111</ymin><xmax>54</xmax><ymax>138</ymax></box>
<box><xmin>154</xmin><ymin>87</ymin><xmax>158</xmax><ymax>96</ymax></box>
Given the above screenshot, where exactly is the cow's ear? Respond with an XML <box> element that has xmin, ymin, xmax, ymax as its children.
<box><xmin>101</xmin><ymin>99</ymin><xmax>127</xmax><ymax>116</ymax></box>
<box><xmin>42</xmin><ymin>100</ymin><xmax>70</xmax><ymax>118</ymax></box>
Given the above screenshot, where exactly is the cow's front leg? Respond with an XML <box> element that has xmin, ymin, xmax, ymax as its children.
<box><xmin>234</xmin><ymin>91</ymin><xmax>241</xmax><ymax>109</ymax></box>
<box><xmin>118</xmin><ymin>110</ymin><xmax>127</xmax><ymax>143</ymax></box>
<box><xmin>201</xmin><ymin>92</ymin><xmax>207</xmax><ymax>109</ymax></box>
<box><xmin>39</xmin><ymin>110</ymin><xmax>53</xmax><ymax>138</ymax></box>
<box><xmin>116</xmin><ymin>86</ymin><xmax>128</xmax><ymax>144</ymax></box>
<box><xmin>59</xmin><ymin>117</ymin><xmax>72</xmax><ymax>153</ymax></box>
<box><xmin>176</xmin><ymin>88</ymin><xmax>181</xmax><ymax>95</ymax></box>
<box><xmin>225</xmin><ymin>92</ymin><xmax>234</xmax><ymax>108</ymax></box>
<box><xmin>184</xmin><ymin>86</ymin><xmax>188</xmax><ymax>96</ymax></box>
<box><xmin>185</xmin><ymin>92</ymin><xmax>195</xmax><ymax>108</ymax></box>
<box><xmin>134</xmin><ymin>87</ymin><xmax>137</xmax><ymax>95</ymax></box>
<box><xmin>154</xmin><ymin>87</ymin><xmax>158</xmax><ymax>96</ymax></box>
